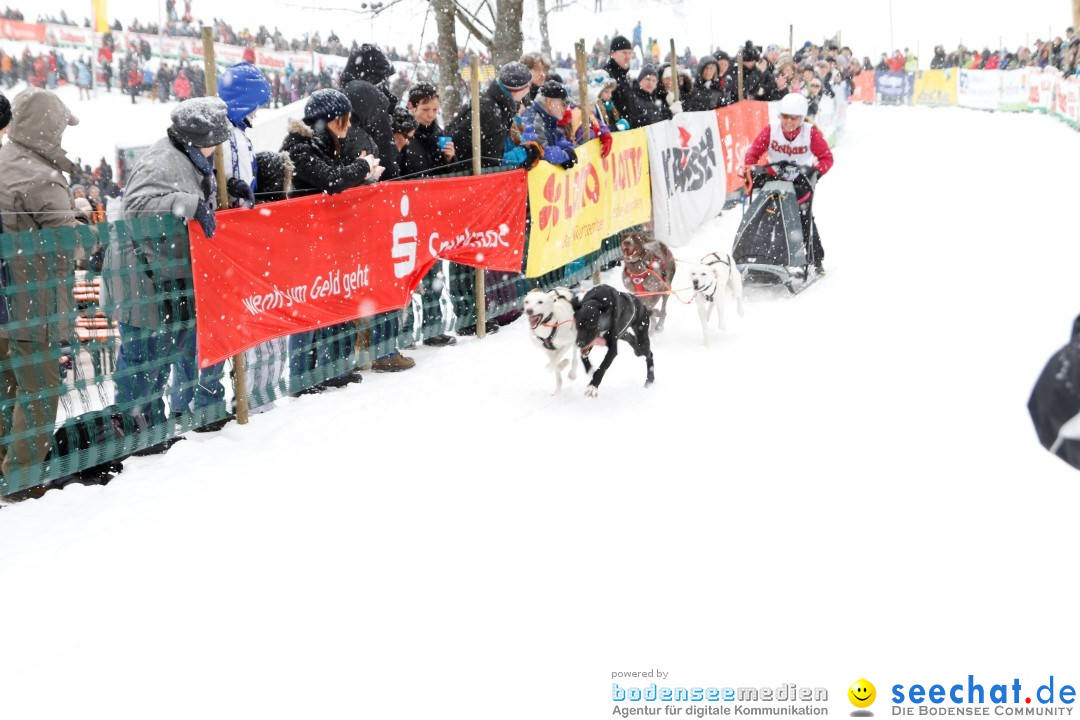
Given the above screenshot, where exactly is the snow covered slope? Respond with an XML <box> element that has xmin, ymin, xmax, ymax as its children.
<box><xmin>1</xmin><ymin>103</ymin><xmax>1079</xmax><ymax>719</ymax></box>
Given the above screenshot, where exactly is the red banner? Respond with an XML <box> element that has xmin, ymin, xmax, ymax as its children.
<box><xmin>714</xmin><ymin>101</ymin><xmax>770</xmax><ymax>194</ymax></box>
<box><xmin>190</xmin><ymin>171</ymin><xmax>528</xmax><ymax>367</ymax></box>
<box><xmin>0</xmin><ymin>19</ymin><xmax>45</xmax><ymax>42</ymax></box>
<box><xmin>850</xmin><ymin>72</ymin><xmax>875</xmax><ymax>103</ymax></box>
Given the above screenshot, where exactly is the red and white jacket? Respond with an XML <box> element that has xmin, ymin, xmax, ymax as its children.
<box><xmin>744</xmin><ymin>122</ymin><xmax>834</xmax><ymax>177</ymax></box>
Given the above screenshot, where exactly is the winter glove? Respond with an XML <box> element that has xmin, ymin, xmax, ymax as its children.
<box><xmin>669</xmin><ymin>101</ymin><xmax>683</xmax><ymax>115</ymax></box>
<box><xmin>558</xmin><ymin>108</ymin><xmax>573</xmax><ymax>126</ymax></box>
<box><xmin>502</xmin><ymin>145</ymin><xmax>527</xmax><ymax>167</ymax></box>
<box><xmin>615</xmin><ymin>118</ymin><xmax>631</xmax><ymax>131</ymax></box>
<box><xmin>559</xmin><ymin>147</ymin><xmax>578</xmax><ymax>170</ymax></box>
<box><xmin>521</xmin><ymin>141</ymin><xmax>544</xmax><ymax>170</ymax></box>
<box><xmin>799</xmin><ymin>164</ymin><xmax>820</xmax><ymax>181</ymax></box>
<box><xmin>599</xmin><ymin>131</ymin><xmax>613</xmax><ymax>158</ymax></box>
<box><xmin>226</xmin><ymin>177</ymin><xmax>255</xmax><ymax>206</ymax></box>
<box><xmin>192</xmin><ymin>201</ymin><xmax>216</xmax><ymax>238</ymax></box>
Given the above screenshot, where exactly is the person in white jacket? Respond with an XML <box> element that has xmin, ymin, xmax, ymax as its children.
<box><xmin>218</xmin><ymin>61</ymin><xmax>289</xmax><ymax>413</ymax></box>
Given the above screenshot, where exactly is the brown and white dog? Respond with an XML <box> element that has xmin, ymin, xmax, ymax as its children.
<box><xmin>687</xmin><ymin>251</ymin><xmax>745</xmax><ymax>347</ymax></box>
<box><xmin>621</xmin><ymin>231</ymin><xmax>676</xmax><ymax>331</ymax></box>
<box><xmin>523</xmin><ymin>286</ymin><xmax>580</xmax><ymax>394</ymax></box>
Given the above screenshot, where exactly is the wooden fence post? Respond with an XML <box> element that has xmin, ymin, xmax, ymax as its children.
<box><xmin>202</xmin><ymin>27</ymin><xmax>249</xmax><ymax>425</ymax></box>
<box><xmin>737</xmin><ymin>49</ymin><xmax>744</xmax><ymax>101</ymax></box>
<box><xmin>470</xmin><ymin>57</ymin><xmax>486</xmax><ymax>339</ymax></box>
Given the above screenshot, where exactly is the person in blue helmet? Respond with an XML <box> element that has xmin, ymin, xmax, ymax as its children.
<box><xmin>216</xmin><ymin>61</ymin><xmax>293</xmax><ymax>415</ymax></box>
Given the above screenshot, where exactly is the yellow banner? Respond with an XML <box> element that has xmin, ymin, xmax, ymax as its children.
<box><xmin>914</xmin><ymin>69</ymin><xmax>958</xmax><ymax>106</ymax></box>
<box><xmin>92</xmin><ymin>0</ymin><xmax>109</xmax><ymax>33</ymax></box>
<box><xmin>525</xmin><ymin>128</ymin><xmax>652</xmax><ymax>278</ymax></box>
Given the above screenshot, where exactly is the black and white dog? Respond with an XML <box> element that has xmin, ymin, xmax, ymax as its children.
<box><xmin>572</xmin><ymin>285</ymin><xmax>655</xmax><ymax>398</ymax></box>
<box><xmin>523</xmin><ymin>286</ymin><xmax>579</xmax><ymax>394</ymax></box>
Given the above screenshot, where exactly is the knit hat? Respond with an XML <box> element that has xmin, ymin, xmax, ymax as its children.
<box><xmin>741</xmin><ymin>41</ymin><xmax>761</xmax><ymax>62</ymax></box>
<box><xmin>765</xmin><ymin>44</ymin><xmax>780</xmax><ymax>55</ymax></box>
<box><xmin>170</xmin><ymin>97</ymin><xmax>230</xmax><ymax>147</ymax></box>
<box><xmin>714</xmin><ymin>50</ymin><xmax>731</xmax><ymax>63</ymax></box>
<box><xmin>588</xmin><ymin>68</ymin><xmax>618</xmax><ymax>91</ymax></box>
<box><xmin>254</xmin><ymin>150</ymin><xmax>292</xmax><ymax>203</ymax></box>
<box><xmin>0</xmin><ymin>91</ymin><xmax>10</xmax><ymax>131</ymax></box>
<box><xmin>303</xmin><ymin>88</ymin><xmax>352</xmax><ymax>123</ymax></box>
<box><xmin>610</xmin><ymin>35</ymin><xmax>632</xmax><ymax>53</ymax></box>
<box><xmin>391</xmin><ymin>106</ymin><xmax>418</xmax><ymax>135</ymax></box>
<box><xmin>218</xmin><ymin>62</ymin><xmax>271</xmax><ymax>126</ymax></box>
<box><xmin>242</xmin><ymin>47</ymin><xmax>256</xmax><ymax>64</ymax></box>
<box><xmin>537</xmin><ymin>80</ymin><xmax>568</xmax><ymax>100</ymax></box>
<box><xmin>497</xmin><ymin>61</ymin><xmax>532</xmax><ymax>91</ymax></box>
<box><xmin>637</xmin><ymin>65</ymin><xmax>658</xmax><ymax>82</ymax></box>
<box><xmin>340</xmin><ymin>43</ymin><xmax>394</xmax><ymax>85</ymax></box>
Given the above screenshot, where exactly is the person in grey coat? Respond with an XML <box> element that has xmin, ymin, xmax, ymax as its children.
<box><xmin>0</xmin><ymin>88</ymin><xmax>80</xmax><ymax>492</ymax></box>
<box><xmin>104</xmin><ymin>97</ymin><xmax>232</xmax><ymax>439</ymax></box>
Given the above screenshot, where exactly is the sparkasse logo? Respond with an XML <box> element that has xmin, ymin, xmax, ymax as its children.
<box><xmin>891</xmin><ymin>676</ymin><xmax>1076</xmax><ymax>716</ymax></box>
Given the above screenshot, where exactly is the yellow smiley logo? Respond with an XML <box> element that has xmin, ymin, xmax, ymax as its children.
<box><xmin>848</xmin><ymin>679</ymin><xmax>876</xmax><ymax>709</ymax></box>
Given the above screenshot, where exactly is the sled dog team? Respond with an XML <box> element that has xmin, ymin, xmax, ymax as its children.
<box><xmin>522</xmin><ymin>234</ymin><xmax>745</xmax><ymax>398</ymax></box>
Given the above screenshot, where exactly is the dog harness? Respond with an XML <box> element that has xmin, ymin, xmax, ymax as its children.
<box><xmin>700</xmin><ymin>254</ymin><xmax>730</xmax><ymax>302</ymax></box>
<box><xmin>536</xmin><ymin>313</ymin><xmax>575</xmax><ymax>351</ymax></box>
<box><xmin>624</xmin><ymin>262</ymin><xmax>650</xmax><ymax>295</ymax></box>
<box><xmin>698</xmin><ymin>278</ymin><xmax>718</xmax><ymax>303</ymax></box>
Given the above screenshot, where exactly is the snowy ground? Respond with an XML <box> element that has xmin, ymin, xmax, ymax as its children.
<box><xmin>2</xmin><ymin>103</ymin><xmax>1080</xmax><ymax>718</ymax></box>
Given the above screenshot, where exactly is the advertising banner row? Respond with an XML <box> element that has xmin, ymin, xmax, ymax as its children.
<box><xmin>851</xmin><ymin>67</ymin><xmax>1080</xmax><ymax>127</ymax></box>
<box><xmin>192</xmin><ymin>85</ymin><xmax>851</xmax><ymax>364</ymax></box>
<box><xmin>1</xmin><ymin>20</ymin><xmax>318</xmax><ymax>73</ymax></box>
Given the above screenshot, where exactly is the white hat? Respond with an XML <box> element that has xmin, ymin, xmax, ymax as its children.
<box><xmin>778</xmin><ymin>92</ymin><xmax>808</xmax><ymax>117</ymax></box>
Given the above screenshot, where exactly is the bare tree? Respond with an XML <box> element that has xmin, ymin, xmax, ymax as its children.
<box><xmin>446</xmin><ymin>0</ymin><xmax>525</xmax><ymax>65</ymax></box>
<box><xmin>430</xmin><ymin>0</ymin><xmax>463</xmax><ymax>117</ymax></box>
<box><xmin>536</xmin><ymin>0</ymin><xmax>551</xmax><ymax>58</ymax></box>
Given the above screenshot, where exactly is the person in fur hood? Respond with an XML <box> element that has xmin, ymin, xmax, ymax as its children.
<box><xmin>280</xmin><ymin>88</ymin><xmax>382</xmax><ymax>196</ymax></box>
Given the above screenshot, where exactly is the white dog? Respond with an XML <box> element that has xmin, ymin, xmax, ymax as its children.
<box><xmin>523</xmin><ymin>286</ymin><xmax>580</xmax><ymax>394</ymax></box>
<box><xmin>687</xmin><ymin>252</ymin><xmax>745</xmax><ymax>347</ymax></box>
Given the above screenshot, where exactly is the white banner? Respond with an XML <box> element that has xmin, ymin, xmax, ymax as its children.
<box><xmin>998</xmin><ymin>69</ymin><xmax>1029</xmax><ymax>111</ymax></box>
<box><xmin>1054</xmin><ymin>76</ymin><xmax>1080</xmax><ymax>127</ymax></box>
<box><xmin>646</xmin><ymin>112</ymin><xmax>727</xmax><ymax>247</ymax></box>
<box><xmin>957</xmin><ymin>69</ymin><xmax>999</xmax><ymax>111</ymax></box>
<box><xmin>1028</xmin><ymin>68</ymin><xmax>1059</xmax><ymax>113</ymax></box>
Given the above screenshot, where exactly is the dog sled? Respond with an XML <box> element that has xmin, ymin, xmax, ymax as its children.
<box><xmin>731</xmin><ymin>162</ymin><xmax>819</xmax><ymax>295</ymax></box>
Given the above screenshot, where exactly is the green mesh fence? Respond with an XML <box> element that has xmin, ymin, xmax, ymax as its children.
<box><xmin>0</xmin><ymin>198</ymin><xmax>629</xmax><ymax>499</ymax></box>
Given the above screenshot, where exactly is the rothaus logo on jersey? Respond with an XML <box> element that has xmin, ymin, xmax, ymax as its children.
<box><xmin>769</xmin><ymin>140</ymin><xmax>809</xmax><ymax>157</ymax></box>
<box><xmin>660</xmin><ymin>124</ymin><xmax>717</xmax><ymax>194</ymax></box>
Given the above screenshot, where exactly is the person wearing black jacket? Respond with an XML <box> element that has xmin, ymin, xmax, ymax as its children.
<box><xmin>446</xmin><ymin>62</ymin><xmax>533</xmax><ymax>171</ymax></box>
<box><xmin>633</xmin><ymin>65</ymin><xmax>672</xmax><ymax>120</ymax></box>
<box><xmin>399</xmin><ymin>82</ymin><xmax>459</xmax><ymax>347</ymax></box>
<box><xmin>281</xmin><ymin>89</ymin><xmax>381</xmax><ymax>390</ymax></box>
<box><xmin>603</xmin><ymin>35</ymin><xmax>664</xmax><ymax>128</ymax></box>
<box><xmin>685</xmin><ymin>55</ymin><xmax>724</xmax><ymax>111</ymax></box>
<box><xmin>339</xmin><ymin>43</ymin><xmax>400</xmax><ymax>179</ymax></box>
<box><xmin>400</xmin><ymin>82</ymin><xmax>456</xmax><ymax>179</ymax></box>
<box><xmin>930</xmin><ymin>46</ymin><xmax>947</xmax><ymax>69</ymax></box>
<box><xmin>342</xmin><ymin>79</ymin><xmax>397</xmax><ymax>180</ymax></box>
<box><xmin>738</xmin><ymin>41</ymin><xmax>778</xmax><ymax>101</ymax></box>
<box><xmin>340</xmin><ymin>43</ymin><xmax>398</xmax><ymax>115</ymax></box>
